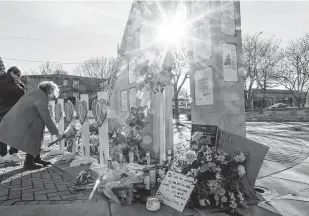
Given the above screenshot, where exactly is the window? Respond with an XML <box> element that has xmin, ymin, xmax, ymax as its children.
<box><xmin>63</xmin><ymin>79</ymin><xmax>68</xmax><ymax>86</ymax></box>
<box><xmin>100</xmin><ymin>82</ymin><xmax>105</xmax><ymax>89</ymax></box>
<box><xmin>73</xmin><ymin>80</ymin><xmax>79</xmax><ymax>89</ymax></box>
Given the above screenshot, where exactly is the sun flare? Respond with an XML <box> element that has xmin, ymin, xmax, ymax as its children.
<box><xmin>156</xmin><ymin>3</ymin><xmax>188</xmax><ymax>47</ymax></box>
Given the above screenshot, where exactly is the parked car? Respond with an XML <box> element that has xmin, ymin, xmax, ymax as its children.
<box><xmin>269</xmin><ymin>103</ymin><xmax>289</xmax><ymax>108</ymax></box>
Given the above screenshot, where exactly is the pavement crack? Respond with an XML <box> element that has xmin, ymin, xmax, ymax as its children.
<box><xmin>268</xmin><ymin>176</ymin><xmax>309</xmax><ymax>187</ymax></box>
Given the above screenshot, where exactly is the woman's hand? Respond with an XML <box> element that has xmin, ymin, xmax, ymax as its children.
<box><xmin>56</xmin><ymin>133</ymin><xmax>62</xmax><ymax>140</ymax></box>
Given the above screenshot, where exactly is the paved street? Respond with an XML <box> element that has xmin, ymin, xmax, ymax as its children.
<box><xmin>174</xmin><ymin>117</ymin><xmax>309</xmax><ymax>175</ymax></box>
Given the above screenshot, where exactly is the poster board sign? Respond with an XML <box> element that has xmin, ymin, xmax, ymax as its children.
<box><xmin>191</xmin><ymin>0</ymin><xmax>211</xmax><ymax>62</ymax></box>
<box><xmin>221</xmin><ymin>0</ymin><xmax>236</xmax><ymax>36</ymax></box>
<box><xmin>223</xmin><ymin>43</ymin><xmax>238</xmax><ymax>82</ymax></box>
<box><xmin>129</xmin><ymin>88</ymin><xmax>137</xmax><ymax>109</ymax></box>
<box><xmin>194</xmin><ymin>67</ymin><xmax>213</xmax><ymax>106</ymax></box>
<box><xmin>120</xmin><ymin>90</ymin><xmax>128</xmax><ymax>112</ymax></box>
<box><xmin>156</xmin><ymin>171</ymin><xmax>196</xmax><ymax>212</ymax></box>
<box><xmin>217</xmin><ymin>129</ymin><xmax>269</xmax><ymax>189</ymax></box>
<box><xmin>192</xmin><ymin>22</ymin><xmax>211</xmax><ymax>62</ymax></box>
<box><xmin>128</xmin><ymin>61</ymin><xmax>136</xmax><ymax>84</ymax></box>
<box><xmin>191</xmin><ymin>124</ymin><xmax>218</xmax><ymax>149</ymax></box>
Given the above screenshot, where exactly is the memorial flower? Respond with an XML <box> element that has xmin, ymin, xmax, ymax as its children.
<box><xmin>237</xmin><ymin>165</ymin><xmax>246</xmax><ymax>177</ymax></box>
<box><xmin>206</xmin><ymin>154</ymin><xmax>212</xmax><ymax>161</ymax></box>
<box><xmin>234</xmin><ymin>152</ymin><xmax>246</xmax><ymax>163</ymax></box>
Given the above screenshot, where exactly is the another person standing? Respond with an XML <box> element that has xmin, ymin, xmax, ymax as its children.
<box><xmin>0</xmin><ymin>66</ymin><xmax>25</xmax><ymax>163</ymax></box>
<box><xmin>0</xmin><ymin>81</ymin><xmax>61</xmax><ymax>170</ymax></box>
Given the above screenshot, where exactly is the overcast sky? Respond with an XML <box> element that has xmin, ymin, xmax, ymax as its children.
<box><xmin>0</xmin><ymin>1</ymin><xmax>308</xmax><ymax>74</ymax></box>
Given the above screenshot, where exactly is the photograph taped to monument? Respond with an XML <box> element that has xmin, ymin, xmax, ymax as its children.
<box><xmin>191</xmin><ymin>124</ymin><xmax>219</xmax><ymax>150</ymax></box>
<box><xmin>222</xmin><ymin>42</ymin><xmax>238</xmax><ymax>82</ymax></box>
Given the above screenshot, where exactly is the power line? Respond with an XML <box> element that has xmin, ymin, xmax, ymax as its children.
<box><xmin>2</xmin><ymin>57</ymin><xmax>82</xmax><ymax>65</ymax></box>
<box><xmin>0</xmin><ymin>35</ymin><xmax>40</xmax><ymax>40</ymax></box>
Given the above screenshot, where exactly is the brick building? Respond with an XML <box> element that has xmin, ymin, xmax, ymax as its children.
<box><xmin>246</xmin><ymin>88</ymin><xmax>307</xmax><ymax>109</ymax></box>
<box><xmin>21</xmin><ymin>74</ymin><xmax>107</xmax><ymax>106</ymax></box>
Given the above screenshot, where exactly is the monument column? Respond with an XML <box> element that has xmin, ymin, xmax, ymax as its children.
<box><xmin>188</xmin><ymin>0</ymin><xmax>245</xmax><ymax>137</ymax></box>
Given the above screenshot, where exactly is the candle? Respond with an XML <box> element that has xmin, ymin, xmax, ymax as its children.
<box><xmin>129</xmin><ymin>150</ymin><xmax>134</xmax><ymax>163</ymax></box>
<box><xmin>144</xmin><ymin>175</ymin><xmax>150</xmax><ymax>190</ymax></box>
<box><xmin>119</xmin><ymin>151</ymin><xmax>123</xmax><ymax>164</ymax></box>
<box><xmin>108</xmin><ymin>158</ymin><xmax>112</xmax><ymax>171</ymax></box>
<box><xmin>149</xmin><ymin>169</ymin><xmax>156</xmax><ymax>188</ymax></box>
<box><xmin>146</xmin><ymin>151</ymin><xmax>150</xmax><ymax>165</ymax></box>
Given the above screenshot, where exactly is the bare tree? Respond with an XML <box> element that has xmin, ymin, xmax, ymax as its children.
<box><xmin>25</xmin><ymin>62</ymin><xmax>67</xmax><ymax>75</ymax></box>
<box><xmin>169</xmin><ymin>48</ymin><xmax>189</xmax><ymax>123</ymax></box>
<box><xmin>0</xmin><ymin>57</ymin><xmax>6</xmax><ymax>80</ymax></box>
<box><xmin>74</xmin><ymin>57</ymin><xmax>115</xmax><ymax>90</ymax></box>
<box><xmin>276</xmin><ymin>33</ymin><xmax>309</xmax><ymax>107</ymax></box>
<box><xmin>243</xmin><ymin>32</ymin><xmax>282</xmax><ymax>109</ymax></box>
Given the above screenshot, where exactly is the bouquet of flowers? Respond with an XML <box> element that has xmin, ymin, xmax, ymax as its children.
<box><xmin>97</xmin><ymin>164</ymin><xmax>144</xmax><ymax>205</ymax></box>
<box><xmin>109</xmin><ymin>106</ymin><xmax>151</xmax><ymax>163</ymax></box>
<box><xmin>173</xmin><ymin>145</ymin><xmax>249</xmax><ymax>212</ymax></box>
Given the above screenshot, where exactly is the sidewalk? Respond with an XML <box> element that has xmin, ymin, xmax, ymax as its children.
<box><xmin>1</xmin><ymin>121</ymin><xmax>309</xmax><ymax>215</ymax></box>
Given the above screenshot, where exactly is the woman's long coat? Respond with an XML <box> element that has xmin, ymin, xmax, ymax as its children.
<box><xmin>0</xmin><ymin>88</ymin><xmax>58</xmax><ymax>156</ymax></box>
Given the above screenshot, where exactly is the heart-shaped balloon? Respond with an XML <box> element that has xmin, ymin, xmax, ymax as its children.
<box><xmin>64</xmin><ymin>101</ymin><xmax>74</xmax><ymax>123</ymax></box>
<box><xmin>91</xmin><ymin>98</ymin><xmax>98</xmax><ymax>122</ymax></box>
<box><xmin>96</xmin><ymin>99</ymin><xmax>108</xmax><ymax>127</ymax></box>
<box><xmin>78</xmin><ymin>100</ymin><xmax>88</xmax><ymax>124</ymax></box>
<box><xmin>55</xmin><ymin>103</ymin><xmax>62</xmax><ymax>123</ymax></box>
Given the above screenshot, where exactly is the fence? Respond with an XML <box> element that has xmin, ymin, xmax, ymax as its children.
<box><xmin>245</xmin><ymin>108</ymin><xmax>309</xmax><ymax>122</ymax></box>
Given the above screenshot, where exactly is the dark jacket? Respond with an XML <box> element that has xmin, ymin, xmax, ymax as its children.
<box><xmin>0</xmin><ymin>88</ymin><xmax>58</xmax><ymax>156</ymax></box>
<box><xmin>0</xmin><ymin>74</ymin><xmax>25</xmax><ymax>116</ymax></box>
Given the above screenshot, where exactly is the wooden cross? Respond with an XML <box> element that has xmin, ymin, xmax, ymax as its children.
<box><xmin>70</xmin><ymin>94</ymin><xmax>98</xmax><ymax>167</ymax></box>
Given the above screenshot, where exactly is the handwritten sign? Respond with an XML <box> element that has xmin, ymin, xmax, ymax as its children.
<box><xmin>217</xmin><ymin>129</ymin><xmax>269</xmax><ymax>190</ymax></box>
<box><xmin>194</xmin><ymin>68</ymin><xmax>213</xmax><ymax>106</ymax></box>
<box><xmin>221</xmin><ymin>0</ymin><xmax>236</xmax><ymax>36</ymax></box>
<box><xmin>156</xmin><ymin>171</ymin><xmax>196</xmax><ymax>212</ymax></box>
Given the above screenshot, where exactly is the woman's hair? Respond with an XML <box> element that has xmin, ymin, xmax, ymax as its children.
<box><xmin>38</xmin><ymin>81</ymin><xmax>60</xmax><ymax>98</ymax></box>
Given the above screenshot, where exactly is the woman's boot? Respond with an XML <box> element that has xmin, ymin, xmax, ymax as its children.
<box><xmin>23</xmin><ymin>154</ymin><xmax>43</xmax><ymax>170</ymax></box>
<box><xmin>34</xmin><ymin>154</ymin><xmax>52</xmax><ymax>167</ymax></box>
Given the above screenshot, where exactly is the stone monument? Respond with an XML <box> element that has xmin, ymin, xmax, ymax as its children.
<box><xmin>188</xmin><ymin>0</ymin><xmax>245</xmax><ymax>137</ymax></box>
<box><xmin>109</xmin><ymin>0</ymin><xmax>245</xmax><ymax>163</ymax></box>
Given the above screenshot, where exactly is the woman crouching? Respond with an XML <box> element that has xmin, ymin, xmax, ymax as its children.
<box><xmin>0</xmin><ymin>81</ymin><xmax>61</xmax><ymax>170</ymax></box>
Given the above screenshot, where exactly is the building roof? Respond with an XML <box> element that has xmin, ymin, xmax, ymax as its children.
<box><xmin>23</xmin><ymin>74</ymin><xmax>106</xmax><ymax>81</ymax></box>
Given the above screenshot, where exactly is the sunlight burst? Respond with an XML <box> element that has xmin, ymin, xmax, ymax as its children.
<box><xmin>156</xmin><ymin>3</ymin><xmax>188</xmax><ymax>47</ymax></box>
